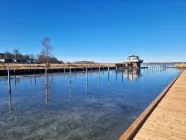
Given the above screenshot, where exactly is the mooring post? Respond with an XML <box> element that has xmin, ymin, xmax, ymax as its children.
<box><xmin>14</xmin><ymin>68</ymin><xmax>16</xmax><ymax>86</ymax></box>
<box><xmin>116</xmin><ymin>66</ymin><xmax>117</xmax><ymax>71</ymax></box>
<box><xmin>8</xmin><ymin>66</ymin><xmax>11</xmax><ymax>96</ymax></box>
<box><xmin>7</xmin><ymin>66</ymin><xmax>13</xmax><ymax>114</ymax></box>
<box><xmin>14</xmin><ymin>68</ymin><xmax>16</xmax><ymax>79</ymax></box>
<box><xmin>108</xmin><ymin>66</ymin><xmax>110</xmax><ymax>77</ymax></box>
<box><xmin>70</xmin><ymin>68</ymin><xmax>72</xmax><ymax>81</ymax></box>
<box><xmin>45</xmin><ymin>68</ymin><xmax>48</xmax><ymax>86</ymax></box>
<box><xmin>86</xmin><ymin>67</ymin><xmax>88</xmax><ymax>81</ymax></box>
<box><xmin>99</xmin><ymin>67</ymin><xmax>100</xmax><ymax>79</ymax></box>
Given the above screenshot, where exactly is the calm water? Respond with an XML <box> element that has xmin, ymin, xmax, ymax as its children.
<box><xmin>0</xmin><ymin>68</ymin><xmax>180</xmax><ymax>140</ymax></box>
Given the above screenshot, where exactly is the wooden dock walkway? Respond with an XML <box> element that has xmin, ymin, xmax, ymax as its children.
<box><xmin>120</xmin><ymin>70</ymin><xmax>186</xmax><ymax>140</ymax></box>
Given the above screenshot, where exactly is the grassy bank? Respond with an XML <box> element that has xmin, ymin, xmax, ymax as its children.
<box><xmin>175</xmin><ymin>64</ymin><xmax>186</xmax><ymax>68</ymax></box>
<box><xmin>0</xmin><ymin>63</ymin><xmax>115</xmax><ymax>70</ymax></box>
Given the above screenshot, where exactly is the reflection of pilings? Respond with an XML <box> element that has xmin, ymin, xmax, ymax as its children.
<box><xmin>8</xmin><ymin>67</ymin><xmax>13</xmax><ymax>114</ymax></box>
<box><xmin>116</xmin><ymin>71</ymin><xmax>117</xmax><ymax>82</ymax></box>
<box><xmin>122</xmin><ymin>71</ymin><xmax>124</xmax><ymax>83</ymax></box>
<box><xmin>45</xmin><ymin>84</ymin><xmax>49</xmax><ymax>103</ymax></box>
<box><xmin>98</xmin><ymin>77</ymin><xmax>100</xmax><ymax>88</ymax></box>
<box><xmin>86</xmin><ymin>78</ymin><xmax>88</xmax><ymax>93</ymax></box>
<box><xmin>70</xmin><ymin>80</ymin><xmax>72</xmax><ymax>97</ymax></box>
<box><xmin>51</xmin><ymin>69</ymin><xmax>53</xmax><ymax>83</ymax></box>
<box><xmin>34</xmin><ymin>69</ymin><xmax>36</xmax><ymax>84</ymax></box>
<box><xmin>108</xmin><ymin>71</ymin><xmax>110</xmax><ymax>88</ymax></box>
<box><xmin>64</xmin><ymin>68</ymin><xmax>65</xmax><ymax>75</ymax></box>
<box><xmin>9</xmin><ymin>89</ymin><xmax>13</xmax><ymax>115</ymax></box>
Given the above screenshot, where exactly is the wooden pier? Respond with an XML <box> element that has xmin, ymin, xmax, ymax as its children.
<box><xmin>120</xmin><ymin>70</ymin><xmax>186</xmax><ymax>140</ymax></box>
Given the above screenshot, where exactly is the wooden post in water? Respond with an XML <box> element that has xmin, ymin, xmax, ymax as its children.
<box><xmin>14</xmin><ymin>68</ymin><xmax>16</xmax><ymax>86</ymax></box>
<box><xmin>8</xmin><ymin>66</ymin><xmax>13</xmax><ymax>114</ymax></box>
<box><xmin>86</xmin><ymin>67</ymin><xmax>88</xmax><ymax>81</ymax></box>
<box><xmin>70</xmin><ymin>68</ymin><xmax>72</xmax><ymax>82</ymax></box>
<box><xmin>99</xmin><ymin>67</ymin><xmax>100</xmax><ymax>79</ymax></box>
<box><xmin>45</xmin><ymin>68</ymin><xmax>48</xmax><ymax>86</ymax></box>
<box><xmin>8</xmin><ymin>66</ymin><xmax>11</xmax><ymax>94</ymax></box>
<box><xmin>108</xmin><ymin>66</ymin><xmax>110</xmax><ymax>77</ymax></box>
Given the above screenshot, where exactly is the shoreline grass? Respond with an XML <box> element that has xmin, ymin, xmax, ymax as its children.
<box><xmin>0</xmin><ymin>63</ymin><xmax>115</xmax><ymax>70</ymax></box>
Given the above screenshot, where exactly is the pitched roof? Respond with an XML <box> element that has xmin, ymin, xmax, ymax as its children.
<box><xmin>128</xmin><ymin>55</ymin><xmax>139</xmax><ymax>57</ymax></box>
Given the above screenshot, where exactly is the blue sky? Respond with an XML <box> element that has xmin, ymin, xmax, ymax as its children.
<box><xmin>0</xmin><ymin>0</ymin><xmax>186</xmax><ymax>63</ymax></box>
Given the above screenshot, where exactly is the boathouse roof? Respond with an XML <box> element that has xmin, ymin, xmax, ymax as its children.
<box><xmin>128</xmin><ymin>55</ymin><xmax>139</xmax><ymax>57</ymax></box>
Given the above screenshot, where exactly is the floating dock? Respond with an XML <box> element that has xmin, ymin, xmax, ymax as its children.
<box><xmin>120</xmin><ymin>70</ymin><xmax>186</xmax><ymax>140</ymax></box>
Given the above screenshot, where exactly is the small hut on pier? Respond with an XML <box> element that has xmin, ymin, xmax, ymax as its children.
<box><xmin>115</xmin><ymin>55</ymin><xmax>143</xmax><ymax>69</ymax></box>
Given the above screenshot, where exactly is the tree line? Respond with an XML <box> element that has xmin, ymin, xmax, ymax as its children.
<box><xmin>0</xmin><ymin>37</ymin><xmax>96</xmax><ymax>65</ymax></box>
<box><xmin>0</xmin><ymin>37</ymin><xmax>64</xmax><ymax>64</ymax></box>
<box><xmin>0</xmin><ymin>50</ymin><xmax>64</xmax><ymax>64</ymax></box>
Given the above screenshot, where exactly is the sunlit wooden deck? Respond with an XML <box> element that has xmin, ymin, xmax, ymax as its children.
<box><xmin>120</xmin><ymin>70</ymin><xmax>186</xmax><ymax>140</ymax></box>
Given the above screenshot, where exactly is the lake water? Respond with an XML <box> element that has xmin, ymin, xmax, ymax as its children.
<box><xmin>0</xmin><ymin>68</ymin><xmax>180</xmax><ymax>140</ymax></box>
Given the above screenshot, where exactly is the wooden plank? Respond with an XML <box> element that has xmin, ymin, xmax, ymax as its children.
<box><xmin>134</xmin><ymin>70</ymin><xmax>186</xmax><ymax>140</ymax></box>
<box><xmin>119</xmin><ymin>71</ymin><xmax>183</xmax><ymax>140</ymax></box>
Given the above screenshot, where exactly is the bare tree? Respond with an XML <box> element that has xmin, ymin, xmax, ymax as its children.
<box><xmin>4</xmin><ymin>51</ymin><xmax>12</xmax><ymax>59</ymax></box>
<box><xmin>13</xmin><ymin>49</ymin><xmax>20</xmax><ymax>61</ymax></box>
<box><xmin>28</xmin><ymin>54</ymin><xmax>35</xmax><ymax>61</ymax></box>
<box><xmin>40</xmin><ymin>37</ymin><xmax>53</xmax><ymax>68</ymax></box>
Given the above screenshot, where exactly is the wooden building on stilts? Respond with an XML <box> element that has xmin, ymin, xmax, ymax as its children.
<box><xmin>115</xmin><ymin>55</ymin><xmax>143</xmax><ymax>70</ymax></box>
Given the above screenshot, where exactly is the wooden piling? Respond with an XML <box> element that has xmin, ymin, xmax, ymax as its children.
<box><xmin>45</xmin><ymin>68</ymin><xmax>48</xmax><ymax>86</ymax></box>
<box><xmin>99</xmin><ymin>67</ymin><xmax>100</xmax><ymax>79</ymax></box>
<box><xmin>8</xmin><ymin>66</ymin><xmax>13</xmax><ymax>114</ymax></box>
<box><xmin>86</xmin><ymin>67</ymin><xmax>88</xmax><ymax>80</ymax></box>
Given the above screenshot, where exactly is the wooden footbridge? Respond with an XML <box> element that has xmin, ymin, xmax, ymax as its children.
<box><xmin>120</xmin><ymin>70</ymin><xmax>186</xmax><ymax>140</ymax></box>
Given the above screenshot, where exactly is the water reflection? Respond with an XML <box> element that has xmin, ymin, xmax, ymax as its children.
<box><xmin>125</xmin><ymin>68</ymin><xmax>141</xmax><ymax>81</ymax></box>
<box><xmin>1</xmin><ymin>66</ymin><xmax>179</xmax><ymax>140</ymax></box>
<box><xmin>86</xmin><ymin>79</ymin><xmax>88</xmax><ymax>93</ymax></box>
<box><xmin>70</xmin><ymin>80</ymin><xmax>73</xmax><ymax>97</ymax></box>
<box><xmin>8</xmin><ymin>90</ymin><xmax>13</xmax><ymax>115</ymax></box>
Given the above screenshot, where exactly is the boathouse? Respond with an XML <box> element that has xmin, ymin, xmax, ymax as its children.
<box><xmin>115</xmin><ymin>55</ymin><xmax>143</xmax><ymax>69</ymax></box>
